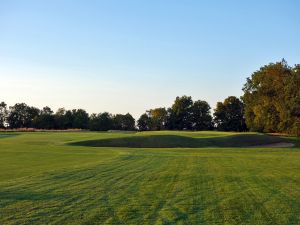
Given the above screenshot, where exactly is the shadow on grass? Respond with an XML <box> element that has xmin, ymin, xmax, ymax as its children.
<box><xmin>0</xmin><ymin>133</ymin><xmax>20</xmax><ymax>139</ymax></box>
<box><xmin>0</xmin><ymin>190</ymin><xmax>60</xmax><ymax>201</ymax></box>
<box><xmin>70</xmin><ymin>134</ymin><xmax>289</xmax><ymax>148</ymax></box>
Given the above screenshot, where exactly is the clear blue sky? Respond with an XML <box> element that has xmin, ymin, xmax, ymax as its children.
<box><xmin>0</xmin><ymin>0</ymin><xmax>299</xmax><ymax>118</ymax></box>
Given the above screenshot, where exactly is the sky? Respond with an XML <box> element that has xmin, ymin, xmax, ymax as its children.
<box><xmin>0</xmin><ymin>0</ymin><xmax>299</xmax><ymax>118</ymax></box>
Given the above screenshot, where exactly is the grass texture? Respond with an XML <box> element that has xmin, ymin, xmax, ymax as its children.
<box><xmin>0</xmin><ymin>131</ymin><xmax>300</xmax><ymax>224</ymax></box>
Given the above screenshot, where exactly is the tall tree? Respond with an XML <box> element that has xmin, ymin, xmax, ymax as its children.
<box><xmin>64</xmin><ymin>110</ymin><xmax>74</xmax><ymax>129</ymax></box>
<box><xmin>7</xmin><ymin>103</ymin><xmax>40</xmax><ymax>128</ymax></box>
<box><xmin>113</xmin><ymin>113</ymin><xmax>135</xmax><ymax>130</ymax></box>
<box><xmin>214</xmin><ymin>96</ymin><xmax>246</xmax><ymax>131</ymax></box>
<box><xmin>169</xmin><ymin>96</ymin><xmax>193</xmax><ymax>130</ymax></box>
<box><xmin>242</xmin><ymin>60</ymin><xmax>293</xmax><ymax>133</ymax></box>
<box><xmin>54</xmin><ymin>108</ymin><xmax>67</xmax><ymax>129</ymax></box>
<box><xmin>72</xmin><ymin>109</ymin><xmax>89</xmax><ymax>129</ymax></box>
<box><xmin>284</xmin><ymin>64</ymin><xmax>300</xmax><ymax>135</ymax></box>
<box><xmin>0</xmin><ymin>102</ymin><xmax>7</xmax><ymax>128</ymax></box>
<box><xmin>89</xmin><ymin>112</ymin><xmax>113</xmax><ymax>131</ymax></box>
<box><xmin>148</xmin><ymin>107</ymin><xmax>168</xmax><ymax>130</ymax></box>
<box><xmin>41</xmin><ymin>106</ymin><xmax>53</xmax><ymax>115</ymax></box>
<box><xmin>191</xmin><ymin>100</ymin><xmax>213</xmax><ymax>130</ymax></box>
<box><xmin>137</xmin><ymin>113</ymin><xmax>151</xmax><ymax>131</ymax></box>
<box><xmin>32</xmin><ymin>106</ymin><xmax>55</xmax><ymax>129</ymax></box>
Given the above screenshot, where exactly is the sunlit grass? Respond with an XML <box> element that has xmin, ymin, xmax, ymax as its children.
<box><xmin>0</xmin><ymin>131</ymin><xmax>300</xmax><ymax>224</ymax></box>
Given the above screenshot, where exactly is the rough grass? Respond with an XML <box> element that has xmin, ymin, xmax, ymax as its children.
<box><xmin>0</xmin><ymin>131</ymin><xmax>300</xmax><ymax>224</ymax></box>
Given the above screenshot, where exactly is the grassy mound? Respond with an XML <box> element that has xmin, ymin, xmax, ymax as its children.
<box><xmin>71</xmin><ymin>133</ymin><xmax>288</xmax><ymax>148</ymax></box>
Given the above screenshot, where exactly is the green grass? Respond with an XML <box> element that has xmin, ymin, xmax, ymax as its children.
<box><xmin>0</xmin><ymin>131</ymin><xmax>300</xmax><ymax>224</ymax></box>
<box><xmin>72</xmin><ymin>132</ymin><xmax>288</xmax><ymax>148</ymax></box>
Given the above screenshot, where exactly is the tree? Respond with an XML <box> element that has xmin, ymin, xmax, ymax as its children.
<box><xmin>214</xmin><ymin>96</ymin><xmax>246</xmax><ymax>131</ymax></box>
<box><xmin>284</xmin><ymin>64</ymin><xmax>300</xmax><ymax>135</ymax></box>
<box><xmin>191</xmin><ymin>100</ymin><xmax>213</xmax><ymax>130</ymax></box>
<box><xmin>32</xmin><ymin>106</ymin><xmax>55</xmax><ymax>129</ymax></box>
<box><xmin>142</xmin><ymin>96</ymin><xmax>214</xmax><ymax>131</ymax></box>
<box><xmin>41</xmin><ymin>106</ymin><xmax>53</xmax><ymax>115</ymax></box>
<box><xmin>113</xmin><ymin>113</ymin><xmax>135</xmax><ymax>130</ymax></box>
<box><xmin>148</xmin><ymin>107</ymin><xmax>168</xmax><ymax>130</ymax></box>
<box><xmin>54</xmin><ymin>108</ymin><xmax>67</xmax><ymax>129</ymax></box>
<box><xmin>89</xmin><ymin>112</ymin><xmax>113</xmax><ymax>131</ymax></box>
<box><xmin>64</xmin><ymin>110</ymin><xmax>74</xmax><ymax>129</ymax></box>
<box><xmin>242</xmin><ymin>60</ymin><xmax>297</xmax><ymax>134</ymax></box>
<box><xmin>54</xmin><ymin>108</ymin><xmax>88</xmax><ymax>129</ymax></box>
<box><xmin>72</xmin><ymin>109</ymin><xmax>89</xmax><ymax>129</ymax></box>
<box><xmin>138</xmin><ymin>108</ymin><xmax>168</xmax><ymax>131</ymax></box>
<box><xmin>169</xmin><ymin>96</ymin><xmax>193</xmax><ymax>130</ymax></box>
<box><xmin>137</xmin><ymin>113</ymin><xmax>151</xmax><ymax>131</ymax></box>
<box><xmin>7</xmin><ymin>103</ymin><xmax>40</xmax><ymax>128</ymax></box>
<box><xmin>0</xmin><ymin>102</ymin><xmax>7</xmax><ymax>128</ymax></box>
<box><xmin>165</xmin><ymin>107</ymin><xmax>175</xmax><ymax>130</ymax></box>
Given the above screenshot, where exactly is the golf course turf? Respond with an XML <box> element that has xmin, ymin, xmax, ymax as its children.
<box><xmin>71</xmin><ymin>132</ymin><xmax>289</xmax><ymax>148</ymax></box>
<box><xmin>0</xmin><ymin>131</ymin><xmax>300</xmax><ymax>224</ymax></box>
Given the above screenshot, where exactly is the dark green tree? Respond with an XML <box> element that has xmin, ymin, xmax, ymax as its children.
<box><xmin>137</xmin><ymin>113</ymin><xmax>151</xmax><ymax>131</ymax></box>
<box><xmin>214</xmin><ymin>96</ymin><xmax>246</xmax><ymax>131</ymax></box>
<box><xmin>54</xmin><ymin>108</ymin><xmax>67</xmax><ymax>129</ymax></box>
<box><xmin>72</xmin><ymin>109</ymin><xmax>89</xmax><ymax>129</ymax></box>
<box><xmin>89</xmin><ymin>112</ymin><xmax>113</xmax><ymax>131</ymax></box>
<box><xmin>284</xmin><ymin>64</ymin><xmax>300</xmax><ymax>135</ymax></box>
<box><xmin>113</xmin><ymin>113</ymin><xmax>135</xmax><ymax>130</ymax></box>
<box><xmin>165</xmin><ymin>107</ymin><xmax>175</xmax><ymax>130</ymax></box>
<box><xmin>41</xmin><ymin>106</ymin><xmax>53</xmax><ymax>115</ymax></box>
<box><xmin>191</xmin><ymin>100</ymin><xmax>213</xmax><ymax>130</ymax></box>
<box><xmin>32</xmin><ymin>106</ymin><xmax>55</xmax><ymax>129</ymax></box>
<box><xmin>7</xmin><ymin>103</ymin><xmax>40</xmax><ymax>128</ymax></box>
<box><xmin>0</xmin><ymin>102</ymin><xmax>7</xmax><ymax>128</ymax></box>
<box><xmin>169</xmin><ymin>96</ymin><xmax>193</xmax><ymax>130</ymax></box>
<box><xmin>64</xmin><ymin>110</ymin><xmax>74</xmax><ymax>129</ymax></box>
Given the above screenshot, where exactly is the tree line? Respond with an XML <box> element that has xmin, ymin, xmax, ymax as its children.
<box><xmin>0</xmin><ymin>103</ymin><xmax>135</xmax><ymax>131</ymax></box>
<box><xmin>0</xmin><ymin>60</ymin><xmax>299</xmax><ymax>135</ymax></box>
<box><xmin>137</xmin><ymin>95</ymin><xmax>246</xmax><ymax>132</ymax></box>
<box><xmin>0</xmin><ymin>95</ymin><xmax>246</xmax><ymax>132</ymax></box>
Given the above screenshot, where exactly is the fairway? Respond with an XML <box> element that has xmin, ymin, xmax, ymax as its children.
<box><xmin>1</xmin><ymin>131</ymin><xmax>300</xmax><ymax>224</ymax></box>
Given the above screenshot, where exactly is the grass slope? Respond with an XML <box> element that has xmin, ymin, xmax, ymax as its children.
<box><xmin>71</xmin><ymin>132</ymin><xmax>288</xmax><ymax>148</ymax></box>
<box><xmin>0</xmin><ymin>131</ymin><xmax>300</xmax><ymax>224</ymax></box>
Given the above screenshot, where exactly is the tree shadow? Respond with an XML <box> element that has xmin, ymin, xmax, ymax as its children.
<box><xmin>70</xmin><ymin>134</ymin><xmax>287</xmax><ymax>148</ymax></box>
<box><xmin>0</xmin><ymin>133</ymin><xmax>20</xmax><ymax>139</ymax></box>
<box><xmin>0</xmin><ymin>190</ymin><xmax>60</xmax><ymax>201</ymax></box>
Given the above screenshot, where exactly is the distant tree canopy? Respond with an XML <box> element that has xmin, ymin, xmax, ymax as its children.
<box><xmin>0</xmin><ymin>103</ymin><xmax>136</xmax><ymax>131</ymax></box>
<box><xmin>32</xmin><ymin>106</ymin><xmax>55</xmax><ymax>129</ymax></box>
<box><xmin>168</xmin><ymin>96</ymin><xmax>194</xmax><ymax>130</ymax></box>
<box><xmin>7</xmin><ymin>103</ymin><xmax>40</xmax><ymax>128</ymax></box>
<box><xmin>113</xmin><ymin>113</ymin><xmax>136</xmax><ymax>131</ymax></box>
<box><xmin>1</xmin><ymin>60</ymin><xmax>299</xmax><ymax>135</ymax></box>
<box><xmin>242</xmin><ymin>60</ymin><xmax>300</xmax><ymax>136</ymax></box>
<box><xmin>148</xmin><ymin>108</ymin><xmax>168</xmax><ymax>130</ymax></box>
<box><xmin>0</xmin><ymin>102</ymin><xmax>7</xmax><ymax>128</ymax></box>
<box><xmin>89</xmin><ymin>112</ymin><xmax>113</xmax><ymax>131</ymax></box>
<box><xmin>191</xmin><ymin>100</ymin><xmax>213</xmax><ymax>130</ymax></box>
<box><xmin>137</xmin><ymin>108</ymin><xmax>168</xmax><ymax>131</ymax></box>
<box><xmin>213</xmin><ymin>96</ymin><xmax>246</xmax><ymax>131</ymax></box>
<box><xmin>137</xmin><ymin>113</ymin><xmax>151</xmax><ymax>131</ymax></box>
<box><xmin>137</xmin><ymin>96</ymin><xmax>213</xmax><ymax>131</ymax></box>
<box><xmin>72</xmin><ymin>109</ymin><xmax>90</xmax><ymax>129</ymax></box>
